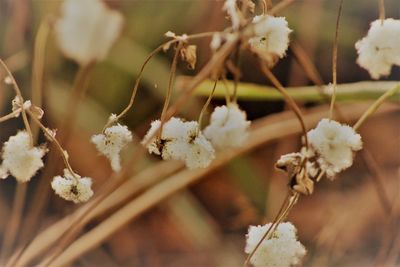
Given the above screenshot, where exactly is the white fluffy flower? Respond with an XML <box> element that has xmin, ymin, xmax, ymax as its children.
<box><xmin>223</xmin><ymin>0</ymin><xmax>240</xmax><ymax>30</ymax></box>
<box><xmin>307</xmin><ymin>119</ymin><xmax>362</xmax><ymax>178</ymax></box>
<box><xmin>91</xmin><ymin>124</ymin><xmax>132</xmax><ymax>172</ymax></box>
<box><xmin>204</xmin><ymin>104</ymin><xmax>250</xmax><ymax>150</ymax></box>
<box><xmin>0</xmin><ymin>131</ymin><xmax>47</xmax><ymax>182</ymax></box>
<box><xmin>245</xmin><ymin>222</ymin><xmax>306</xmax><ymax>267</ymax></box>
<box><xmin>142</xmin><ymin>117</ymin><xmax>215</xmax><ymax>169</ymax></box>
<box><xmin>210</xmin><ymin>33</ymin><xmax>222</xmax><ymax>51</ymax></box>
<box><xmin>249</xmin><ymin>15</ymin><xmax>292</xmax><ymax>58</ymax></box>
<box><xmin>55</xmin><ymin>0</ymin><xmax>124</xmax><ymax>65</ymax></box>
<box><xmin>51</xmin><ymin>169</ymin><xmax>93</xmax><ymax>203</ymax></box>
<box><xmin>355</xmin><ymin>18</ymin><xmax>400</xmax><ymax>79</ymax></box>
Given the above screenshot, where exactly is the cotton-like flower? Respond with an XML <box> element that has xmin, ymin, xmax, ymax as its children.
<box><xmin>307</xmin><ymin>119</ymin><xmax>362</xmax><ymax>179</ymax></box>
<box><xmin>0</xmin><ymin>131</ymin><xmax>47</xmax><ymax>182</ymax></box>
<box><xmin>245</xmin><ymin>222</ymin><xmax>306</xmax><ymax>267</ymax></box>
<box><xmin>91</xmin><ymin>124</ymin><xmax>132</xmax><ymax>172</ymax></box>
<box><xmin>51</xmin><ymin>169</ymin><xmax>93</xmax><ymax>203</ymax></box>
<box><xmin>210</xmin><ymin>33</ymin><xmax>222</xmax><ymax>51</ymax></box>
<box><xmin>223</xmin><ymin>0</ymin><xmax>240</xmax><ymax>30</ymax></box>
<box><xmin>55</xmin><ymin>0</ymin><xmax>124</xmax><ymax>65</ymax></box>
<box><xmin>142</xmin><ymin>117</ymin><xmax>215</xmax><ymax>169</ymax></box>
<box><xmin>204</xmin><ymin>104</ymin><xmax>250</xmax><ymax>150</ymax></box>
<box><xmin>355</xmin><ymin>18</ymin><xmax>400</xmax><ymax>79</ymax></box>
<box><xmin>249</xmin><ymin>15</ymin><xmax>292</xmax><ymax>59</ymax></box>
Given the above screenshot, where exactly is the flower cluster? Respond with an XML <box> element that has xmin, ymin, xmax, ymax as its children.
<box><xmin>249</xmin><ymin>15</ymin><xmax>292</xmax><ymax>62</ymax></box>
<box><xmin>51</xmin><ymin>169</ymin><xmax>94</xmax><ymax>203</ymax></box>
<box><xmin>355</xmin><ymin>18</ymin><xmax>400</xmax><ymax>79</ymax></box>
<box><xmin>142</xmin><ymin>104</ymin><xmax>250</xmax><ymax>169</ymax></box>
<box><xmin>91</xmin><ymin>124</ymin><xmax>133</xmax><ymax>172</ymax></box>
<box><xmin>55</xmin><ymin>0</ymin><xmax>124</xmax><ymax>65</ymax></box>
<box><xmin>276</xmin><ymin>119</ymin><xmax>362</xmax><ymax>195</ymax></box>
<box><xmin>204</xmin><ymin>104</ymin><xmax>250</xmax><ymax>150</ymax></box>
<box><xmin>245</xmin><ymin>222</ymin><xmax>306</xmax><ymax>267</ymax></box>
<box><xmin>142</xmin><ymin>117</ymin><xmax>215</xmax><ymax>169</ymax></box>
<box><xmin>307</xmin><ymin>119</ymin><xmax>362</xmax><ymax>179</ymax></box>
<box><xmin>0</xmin><ymin>131</ymin><xmax>47</xmax><ymax>183</ymax></box>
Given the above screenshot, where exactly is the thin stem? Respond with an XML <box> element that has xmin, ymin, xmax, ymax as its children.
<box><xmin>31</xmin><ymin>19</ymin><xmax>50</xmax><ymax>141</ymax></box>
<box><xmin>261</xmin><ymin>0</ymin><xmax>267</xmax><ymax>14</ymax></box>
<box><xmin>159</xmin><ymin>42</ymin><xmax>183</xmax><ymax>137</ymax></box>
<box><xmin>26</xmin><ymin>109</ymin><xmax>78</xmax><ymax>181</ymax></box>
<box><xmin>259</xmin><ymin>60</ymin><xmax>309</xmax><ymax>148</ymax></box>
<box><xmin>353</xmin><ymin>85</ymin><xmax>399</xmax><ymax>130</ymax></box>
<box><xmin>379</xmin><ymin>0</ymin><xmax>385</xmax><ymax>22</ymax></box>
<box><xmin>104</xmin><ymin>39</ymin><xmax>178</xmax><ymax>130</ymax></box>
<box><xmin>0</xmin><ymin>108</ymin><xmax>22</xmax><ymax>122</ymax></box>
<box><xmin>0</xmin><ymin>59</ymin><xmax>33</xmax><ymax>146</ymax></box>
<box><xmin>0</xmin><ymin>184</ymin><xmax>27</xmax><ymax>263</ymax></box>
<box><xmin>244</xmin><ymin>192</ymin><xmax>300</xmax><ymax>267</ymax></box>
<box><xmin>105</xmin><ymin>32</ymin><xmax>218</xmax><ymax>130</ymax></box>
<box><xmin>329</xmin><ymin>0</ymin><xmax>344</xmax><ymax>119</ymax></box>
<box><xmin>198</xmin><ymin>79</ymin><xmax>218</xmax><ymax>130</ymax></box>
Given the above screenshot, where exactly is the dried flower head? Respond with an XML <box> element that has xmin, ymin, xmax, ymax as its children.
<box><xmin>245</xmin><ymin>222</ymin><xmax>306</xmax><ymax>267</ymax></box>
<box><xmin>142</xmin><ymin>117</ymin><xmax>215</xmax><ymax>169</ymax></box>
<box><xmin>180</xmin><ymin>45</ymin><xmax>197</xmax><ymax>70</ymax></box>
<box><xmin>55</xmin><ymin>0</ymin><xmax>124</xmax><ymax>65</ymax></box>
<box><xmin>0</xmin><ymin>131</ymin><xmax>47</xmax><ymax>182</ymax></box>
<box><xmin>249</xmin><ymin>15</ymin><xmax>292</xmax><ymax>60</ymax></box>
<box><xmin>204</xmin><ymin>104</ymin><xmax>250</xmax><ymax>150</ymax></box>
<box><xmin>91</xmin><ymin>124</ymin><xmax>133</xmax><ymax>172</ymax></box>
<box><xmin>355</xmin><ymin>18</ymin><xmax>400</xmax><ymax>79</ymax></box>
<box><xmin>307</xmin><ymin>119</ymin><xmax>362</xmax><ymax>179</ymax></box>
<box><xmin>51</xmin><ymin>169</ymin><xmax>93</xmax><ymax>203</ymax></box>
<box><xmin>276</xmin><ymin>152</ymin><xmax>318</xmax><ymax>195</ymax></box>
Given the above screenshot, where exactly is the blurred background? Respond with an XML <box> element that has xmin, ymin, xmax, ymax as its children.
<box><xmin>0</xmin><ymin>0</ymin><xmax>399</xmax><ymax>266</ymax></box>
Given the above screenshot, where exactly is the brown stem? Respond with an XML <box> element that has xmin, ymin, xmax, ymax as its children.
<box><xmin>244</xmin><ymin>192</ymin><xmax>300</xmax><ymax>267</ymax></box>
<box><xmin>159</xmin><ymin>42</ymin><xmax>183</xmax><ymax>137</ymax></box>
<box><xmin>0</xmin><ymin>59</ymin><xmax>33</xmax><ymax>146</ymax></box>
<box><xmin>0</xmin><ymin>108</ymin><xmax>22</xmax><ymax>122</ymax></box>
<box><xmin>379</xmin><ymin>0</ymin><xmax>385</xmax><ymax>22</ymax></box>
<box><xmin>329</xmin><ymin>0</ymin><xmax>344</xmax><ymax>119</ymax></box>
<box><xmin>26</xmin><ymin>109</ymin><xmax>78</xmax><ymax>180</ymax></box>
<box><xmin>198</xmin><ymin>79</ymin><xmax>218</xmax><ymax>130</ymax></box>
<box><xmin>259</xmin><ymin>60</ymin><xmax>309</xmax><ymax>148</ymax></box>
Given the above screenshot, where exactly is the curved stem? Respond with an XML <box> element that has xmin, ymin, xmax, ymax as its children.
<box><xmin>353</xmin><ymin>85</ymin><xmax>399</xmax><ymax>131</ymax></box>
<box><xmin>259</xmin><ymin>60</ymin><xmax>309</xmax><ymax>148</ymax></box>
<box><xmin>329</xmin><ymin>0</ymin><xmax>344</xmax><ymax>119</ymax></box>
<box><xmin>104</xmin><ymin>39</ymin><xmax>178</xmax><ymax>130</ymax></box>
<box><xmin>198</xmin><ymin>79</ymin><xmax>217</xmax><ymax>131</ymax></box>
<box><xmin>0</xmin><ymin>108</ymin><xmax>23</xmax><ymax>122</ymax></box>
<box><xmin>0</xmin><ymin>59</ymin><xmax>33</xmax><ymax>146</ymax></box>
<box><xmin>104</xmin><ymin>31</ymin><xmax>217</xmax><ymax>130</ymax></box>
<box><xmin>379</xmin><ymin>0</ymin><xmax>385</xmax><ymax>22</ymax></box>
<box><xmin>26</xmin><ymin>109</ymin><xmax>78</xmax><ymax>181</ymax></box>
<box><xmin>159</xmin><ymin>42</ymin><xmax>183</xmax><ymax>137</ymax></box>
<box><xmin>244</xmin><ymin>192</ymin><xmax>300</xmax><ymax>267</ymax></box>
